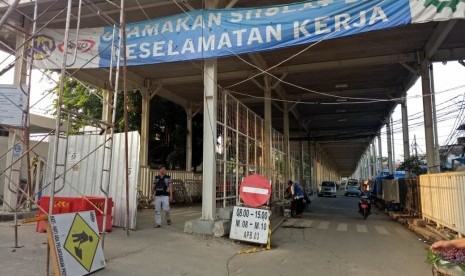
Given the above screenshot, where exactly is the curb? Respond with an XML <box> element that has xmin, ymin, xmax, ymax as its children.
<box><xmin>0</xmin><ymin>211</ymin><xmax>37</xmax><ymax>222</ymax></box>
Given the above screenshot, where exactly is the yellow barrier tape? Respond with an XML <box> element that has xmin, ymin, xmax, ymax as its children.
<box><xmin>237</xmin><ymin>208</ymin><xmax>272</xmax><ymax>254</ymax></box>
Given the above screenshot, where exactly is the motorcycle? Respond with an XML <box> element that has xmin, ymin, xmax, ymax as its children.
<box><xmin>359</xmin><ymin>197</ymin><xmax>371</xmax><ymax>220</ymax></box>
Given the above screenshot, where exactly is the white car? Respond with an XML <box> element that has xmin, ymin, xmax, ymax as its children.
<box><xmin>318</xmin><ymin>181</ymin><xmax>337</xmax><ymax>197</ymax></box>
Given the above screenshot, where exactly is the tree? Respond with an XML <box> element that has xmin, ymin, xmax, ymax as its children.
<box><xmin>52</xmin><ymin>77</ymin><xmax>103</xmax><ymax>133</ymax></box>
<box><xmin>398</xmin><ymin>156</ymin><xmax>426</xmax><ymax>176</ymax></box>
<box><xmin>53</xmin><ymin>78</ymin><xmax>203</xmax><ymax>170</ymax></box>
<box><xmin>148</xmin><ymin>96</ymin><xmax>204</xmax><ymax>169</ymax></box>
<box><xmin>52</xmin><ymin>77</ymin><xmax>141</xmax><ymax>133</ymax></box>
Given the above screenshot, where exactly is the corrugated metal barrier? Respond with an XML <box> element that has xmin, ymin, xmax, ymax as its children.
<box><xmin>419</xmin><ymin>172</ymin><xmax>465</xmax><ymax>236</ymax></box>
<box><xmin>381</xmin><ymin>179</ymin><xmax>400</xmax><ymax>203</ymax></box>
<box><xmin>398</xmin><ymin>178</ymin><xmax>421</xmax><ymax>214</ymax></box>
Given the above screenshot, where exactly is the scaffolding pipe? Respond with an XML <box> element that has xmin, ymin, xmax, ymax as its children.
<box><xmin>50</xmin><ymin>0</ymin><xmax>72</xmax><ymax>215</ymax></box>
<box><xmin>23</xmin><ymin>0</ymin><xmax>40</xmax><ymax>211</ymax></box>
<box><xmin>121</xmin><ymin>0</ymin><xmax>130</xmax><ymax>237</ymax></box>
<box><xmin>0</xmin><ymin>0</ymin><xmax>21</xmax><ymax>30</ymax></box>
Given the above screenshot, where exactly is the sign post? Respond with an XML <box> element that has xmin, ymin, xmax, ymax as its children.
<box><xmin>0</xmin><ymin>84</ymin><xmax>26</xmax><ymax>127</ymax></box>
<box><xmin>229</xmin><ymin>206</ymin><xmax>270</xmax><ymax>245</ymax></box>
<box><xmin>230</xmin><ymin>174</ymin><xmax>272</xmax><ymax>246</ymax></box>
<box><xmin>239</xmin><ymin>174</ymin><xmax>271</xmax><ymax>208</ymax></box>
<box><xmin>47</xmin><ymin>211</ymin><xmax>105</xmax><ymax>275</ymax></box>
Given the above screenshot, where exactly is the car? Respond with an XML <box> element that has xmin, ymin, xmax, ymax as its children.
<box><xmin>340</xmin><ymin>180</ymin><xmax>347</xmax><ymax>190</ymax></box>
<box><xmin>318</xmin><ymin>181</ymin><xmax>337</xmax><ymax>197</ymax></box>
<box><xmin>344</xmin><ymin>184</ymin><xmax>361</xmax><ymax>197</ymax></box>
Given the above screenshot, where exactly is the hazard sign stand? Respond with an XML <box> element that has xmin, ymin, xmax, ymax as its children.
<box><xmin>230</xmin><ymin>175</ymin><xmax>272</xmax><ymax>252</ymax></box>
<box><xmin>24</xmin><ymin>211</ymin><xmax>106</xmax><ymax>276</ymax></box>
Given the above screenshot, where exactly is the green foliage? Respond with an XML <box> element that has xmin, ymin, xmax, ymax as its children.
<box><xmin>399</xmin><ymin>156</ymin><xmax>426</xmax><ymax>176</ymax></box>
<box><xmin>52</xmin><ymin>77</ymin><xmax>141</xmax><ymax>134</ymax></box>
<box><xmin>148</xmin><ymin>96</ymin><xmax>203</xmax><ymax>170</ymax></box>
<box><xmin>426</xmin><ymin>248</ymin><xmax>465</xmax><ymax>272</ymax></box>
<box><xmin>114</xmin><ymin>91</ymin><xmax>141</xmax><ymax>133</ymax></box>
<box><xmin>52</xmin><ymin>78</ymin><xmax>202</xmax><ymax>169</ymax></box>
<box><xmin>52</xmin><ymin>77</ymin><xmax>103</xmax><ymax>134</ymax></box>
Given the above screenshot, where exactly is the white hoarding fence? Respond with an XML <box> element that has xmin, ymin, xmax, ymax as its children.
<box><xmin>419</xmin><ymin>172</ymin><xmax>465</xmax><ymax>236</ymax></box>
<box><xmin>43</xmin><ymin>132</ymin><xmax>140</xmax><ymax>229</ymax></box>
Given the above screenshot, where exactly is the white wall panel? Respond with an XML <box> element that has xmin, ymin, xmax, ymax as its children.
<box><xmin>420</xmin><ymin>172</ymin><xmax>465</xmax><ymax>236</ymax></box>
<box><xmin>43</xmin><ymin>132</ymin><xmax>140</xmax><ymax>229</ymax></box>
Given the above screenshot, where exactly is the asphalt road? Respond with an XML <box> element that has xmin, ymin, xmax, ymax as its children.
<box><xmin>229</xmin><ymin>190</ymin><xmax>433</xmax><ymax>276</ymax></box>
<box><xmin>1</xmin><ymin>192</ymin><xmax>434</xmax><ymax>276</ymax></box>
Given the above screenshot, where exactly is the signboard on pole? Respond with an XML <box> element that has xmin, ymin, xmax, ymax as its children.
<box><xmin>229</xmin><ymin>206</ymin><xmax>270</xmax><ymax>245</ymax></box>
<box><xmin>48</xmin><ymin>211</ymin><xmax>105</xmax><ymax>275</ymax></box>
<box><xmin>239</xmin><ymin>174</ymin><xmax>271</xmax><ymax>208</ymax></box>
<box><xmin>0</xmin><ymin>84</ymin><xmax>27</xmax><ymax>128</ymax></box>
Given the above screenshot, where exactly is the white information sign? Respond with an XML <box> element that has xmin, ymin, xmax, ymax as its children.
<box><xmin>229</xmin><ymin>206</ymin><xmax>270</xmax><ymax>245</ymax></box>
<box><xmin>0</xmin><ymin>84</ymin><xmax>27</xmax><ymax>127</ymax></box>
<box><xmin>49</xmin><ymin>211</ymin><xmax>105</xmax><ymax>275</ymax></box>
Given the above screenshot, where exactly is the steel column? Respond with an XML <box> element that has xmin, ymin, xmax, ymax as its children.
<box><xmin>386</xmin><ymin>117</ymin><xmax>394</xmax><ymax>174</ymax></box>
<box><xmin>2</xmin><ymin>25</ymin><xmax>27</xmax><ymax>212</ymax></box>
<box><xmin>185</xmin><ymin>105</ymin><xmax>193</xmax><ymax>171</ymax></box>
<box><xmin>202</xmin><ymin>59</ymin><xmax>217</xmax><ymax>220</ymax></box>
<box><xmin>377</xmin><ymin>134</ymin><xmax>383</xmax><ymax>175</ymax></box>
<box><xmin>430</xmin><ymin>64</ymin><xmax>441</xmax><ymax>169</ymax></box>
<box><xmin>139</xmin><ymin>88</ymin><xmax>150</xmax><ymax>166</ymax></box>
<box><xmin>264</xmin><ymin>75</ymin><xmax>272</xmax><ymax>179</ymax></box>
<box><xmin>401</xmin><ymin>97</ymin><xmax>410</xmax><ymax>161</ymax></box>
<box><xmin>283</xmin><ymin>103</ymin><xmax>290</xmax><ymax>182</ymax></box>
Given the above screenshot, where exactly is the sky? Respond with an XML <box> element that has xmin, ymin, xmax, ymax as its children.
<box><xmin>0</xmin><ymin>52</ymin><xmax>56</xmax><ymax>115</ymax></box>
<box><xmin>1</xmin><ymin>50</ymin><xmax>464</xmax><ymax>161</ymax></box>
<box><xmin>383</xmin><ymin>61</ymin><xmax>465</xmax><ymax>161</ymax></box>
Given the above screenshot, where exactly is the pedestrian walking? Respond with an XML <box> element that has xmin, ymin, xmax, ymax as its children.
<box><xmin>152</xmin><ymin>165</ymin><xmax>173</xmax><ymax>228</ymax></box>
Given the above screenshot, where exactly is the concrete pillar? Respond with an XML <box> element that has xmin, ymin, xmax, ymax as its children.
<box><xmin>317</xmin><ymin>155</ymin><xmax>320</xmax><ymax>185</ymax></box>
<box><xmin>263</xmin><ymin>76</ymin><xmax>272</xmax><ymax>179</ymax></box>
<box><xmin>185</xmin><ymin>104</ymin><xmax>193</xmax><ymax>171</ymax></box>
<box><xmin>377</xmin><ymin>134</ymin><xmax>383</xmax><ymax>175</ymax></box>
<box><xmin>2</xmin><ymin>28</ymin><xmax>27</xmax><ymax>212</ymax></box>
<box><xmin>421</xmin><ymin>61</ymin><xmax>439</xmax><ymax>173</ymax></box>
<box><xmin>312</xmin><ymin>142</ymin><xmax>317</xmax><ymax>190</ymax></box>
<box><xmin>371</xmin><ymin>143</ymin><xmax>376</xmax><ymax>177</ymax></box>
<box><xmin>401</xmin><ymin>97</ymin><xmax>410</xmax><ymax>161</ymax></box>
<box><xmin>367</xmin><ymin>147</ymin><xmax>372</xmax><ymax>179</ymax></box>
<box><xmin>307</xmin><ymin>140</ymin><xmax>312</xmax><ymax>189</ymax></box>
<box><xmin>139</xmin><ymin>88</ymin><xmax>150</xmax><ymax>166</ymax></box>
<box><xmin>430</xmin><ymin>64</ymin><xmax>441</xmax><ymax>170</ymax></box>
<box><xmin>101</xmin><ymin>89</ymin><xmax>113</xmax><ymax>127</ymax></box>
<box><xmin>283</xmin><ymin>103</ymin><xmax>290</xmax><ymax>182</ymax></box>
<box><xmin>300</xmin><ymin>140</ymin><xmax>304</xmax><ymax>184</ymax></box>
<box><xmin>391</xmin><ymin>117</ymin><xmax>395</xmax><ymax>170</ymax></box>
<box><xmin>386</xmin><ymin>118</ymin><xmax>394</xmax><ymax>174</ymax></box>
<box><xmin>202</xmin><ymin>59</ymin><xmax>217</xmax><ymax>220</ymax></box>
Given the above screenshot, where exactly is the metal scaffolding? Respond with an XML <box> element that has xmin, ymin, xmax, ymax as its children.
<box><xmin>0</xmin><ymin>0</ymin><xmax>129</xmax><ymax>274</ymax></box>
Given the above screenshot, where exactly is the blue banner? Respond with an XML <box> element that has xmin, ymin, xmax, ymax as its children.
<box><xmin>98</xmin><ymin>0</ymin><xmax>411</xmax><ymax>67</ymax></box>
<box><xmin>34</xmin><ymin>0</ymin><xmax>464</xmax><ymax>69</ymax></box>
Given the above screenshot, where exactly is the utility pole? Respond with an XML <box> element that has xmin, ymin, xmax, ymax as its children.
<box><xmin>391</xmin><ymin>117</ymin><xmax>396</xmax><ymax>171</ymax></box>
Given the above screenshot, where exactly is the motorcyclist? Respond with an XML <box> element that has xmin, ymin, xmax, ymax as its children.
<box><xmin>358</xmin><ymin>185</ymin><xmax>371</xmax><ymax>214</ymax></box>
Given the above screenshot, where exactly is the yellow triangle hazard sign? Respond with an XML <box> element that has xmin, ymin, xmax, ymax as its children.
<box><xmin>64</xmin><ymin>213</ymin><xmax>100</xmax><ymax>272</ymax></box>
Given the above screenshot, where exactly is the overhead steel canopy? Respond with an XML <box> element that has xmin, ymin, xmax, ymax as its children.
<box><xmin>1</xmin><ymin>0</ymin><xmax>464</xmax><ymax>176</ymax></box>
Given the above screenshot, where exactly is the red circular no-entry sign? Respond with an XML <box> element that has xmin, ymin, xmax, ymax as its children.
<box><xmin>239</xmin><ymin>174</ymin><xmax>271</xmax><ymax>207</ymax></box>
